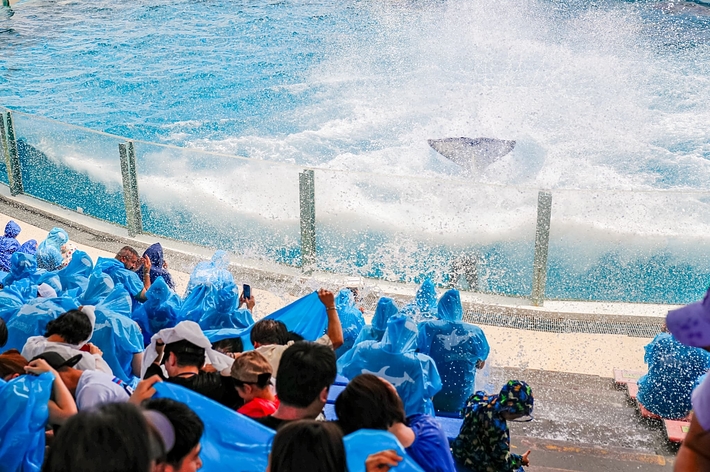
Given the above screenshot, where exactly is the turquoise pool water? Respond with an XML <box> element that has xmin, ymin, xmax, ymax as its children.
<box><xmin>1</xmin><ymin>0</ymin><xmax>710</xmax><ymax>303</ymax></box>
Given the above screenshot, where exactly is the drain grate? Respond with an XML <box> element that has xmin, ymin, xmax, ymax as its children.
<box><xmin>463</xmin><ymin>311</ymin><xmax>663</xmax><ymax>338</ymax></box>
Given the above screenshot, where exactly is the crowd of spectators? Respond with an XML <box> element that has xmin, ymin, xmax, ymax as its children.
<box><xmin>6</xmin><ymin>219</ymin><xmax>710</xmax><ymax>471</ymax></box>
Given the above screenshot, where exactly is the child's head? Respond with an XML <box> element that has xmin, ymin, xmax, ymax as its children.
<box><xmin>230</xmin><ymin>350</ymin><xmax>273</xmax><ymax>402</ymax></box>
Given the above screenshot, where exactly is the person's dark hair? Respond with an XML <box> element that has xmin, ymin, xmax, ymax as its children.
<box><xmin>0</xmin><ymin>349</ymin><xmax>28</xmax><ymax>379</ymax></box>
<box><xmin>164</xmin><ymin>340</ymin><xmax>206</xmax><ymax>369</ymax></box>
<box><xmin>44</xmin><ymin>309</ymin><xmax>92</xmax><ymax>345</ymax></box>
<box><xmin>0</xmin><ymin>317</ymin><xmax>7</xmax><ymax>348</ymax></box>
<box><xmin>335</xmin><ymin>373</ymin><xmax>406</xmax><ymax>435</ymax></box>
<box><xmin>211</xmin><ymin>337</ymin><xmax>243</xmax><ymax>354</ymax></box>
<box><xmin>116</xmin><ymin>246</ymin><xmax>139</xmax><ymax>259</ymax></box>
<box><xmin>270</xmin><ymin>420</ymin><xmax>346</xmax><ymax>472</ymax></box>
<box><xmin>276</xmin><ymin>342</ymin><xmax>336</xmax><ymax>408</ymax></box>
<box><xmin>143</xmin><ymin>398</ymin><xmax>204</xmax><ymax>468</ymax></box>
<box><xmin>251</xmin><ymin>319</ymin><xmax>289</xmax><ymax>346</ymax></box>
<box><xmin>285</xmin><ymin>331</ymin><xmax>304</xmax><ymax>343</ymax></box>
<box><xmin>43</xmin><ymin>402</ymin><xmax>152</xmax><ymax>472</ymax></box>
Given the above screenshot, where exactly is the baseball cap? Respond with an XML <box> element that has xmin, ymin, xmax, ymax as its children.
<box><xmin>666</xmin><ymin>289</ymin><xmax>710</xmax><ymax>348</ymax></box>
<box><xmin>143</xmin><ymin>409</ymin><xmax>176</xmax><ymax>462</ymax></box>
<box><xmin>31</xmin><ymin>351</ymin><xmax>82</xmax><ymax>370</ymax></box>
<box><xmin>230</xmin><ymin>350</ymin><xmax>272</xmax><ymax>384</ymax></box>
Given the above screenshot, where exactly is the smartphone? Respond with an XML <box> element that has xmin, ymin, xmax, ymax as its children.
<box><xmin>242</xmin><ymin>284</ymin><xmax>251</xmax><ymax>300</ymax></box>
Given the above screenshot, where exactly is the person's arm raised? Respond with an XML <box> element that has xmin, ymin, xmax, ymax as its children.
<box><xmin>318</xmin><ymin>288</ymin><xmax>344</xmax><ymax>350</ymax></box>
<box><xmin>25</xmin><ymin>359</ymin><xmax>77</xmax><ymax>425</ymax></box>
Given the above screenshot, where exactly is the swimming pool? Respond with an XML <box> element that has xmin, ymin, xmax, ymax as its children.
<box><xmin>1</xmin><ymin>0</ymin><xmax>710</xmax><ymax>304</ymax></box>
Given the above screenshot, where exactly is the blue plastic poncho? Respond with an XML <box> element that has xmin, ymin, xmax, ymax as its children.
<box><xmin>194</xmin><ymin>283</ymin><xmax>254</xmax><ymax>331</ymax></box>
<box><xmin>91</xmin><ymin>285</ymin><xmax>144</xmax><ymax>385</ymax></box>
<box><xmin>335</xmin><ymin>289</ymin><xmax>365</xmax><ymax>359</ymax></box>
<box><xmin>0</xmin><ymin>372</ymin><xmax>53</xmax><ymax>472</ymax></box>
<box><xmin>56</xmin><ymin>250</ymin><xmax>93</xmax><ymax>296</ymax></box>
<box><xmin>185</xmin><ymin>250</ymin><xmax>234</xmax><ymax>296</ymax></box>
<box><xmin>417</xmin><ymin>289</ymin><xmax>490</xmax><ymax>414</ymax></box>
<box><xmin>137</xmin><ymin>243</ymin><xmax>175</xmax><ymax>290</ymax></box>
<box><xmin>401</xmin><ymin>280</ymin><xmax>438</xmax><ymax>321</ymax></box>
<box><xmin>0</xmin><ymin>278</ymin><xmax>38</xmax><ymax>322</ymax></box>
<box><xmin>0</xmin><ymin>220</ymin><xmax>21</xmax><ymax>272</ymax></box>
<box><xmin>235</xmin><ymin>291</ymin><xmax>329</xmax><ymax>351</ymax></box>
<box><xmin>344</xmin><ymin>430</ymin><xmax>425</xmax><ymax>472</ymax></box>
<box><xmin>36</xmin><ymin>227</ymin><xmax>68</xmax><ymax>271</ymax></box>
<box><xmin>4</xmin><ymin>296</ymin><xmax>80</xmax><ymax>351</ymax></box>
<box><xmin>3</xmin><ymin>252</ymin><xmax>44</xmax><ymax>288</ymax></box>
<box><xmin>95</xmin><ymin>257</ymin><xmax>144</xmax><ymax>297</ymax></box>
<box><xmin>338</xmin><ymin>314</ymin><xmax>442</xmax><ymax>417</ymax></box>
<box><xmin>154</xmin><ymin>382</ymin><xmax>273</xmax><ymax>472</ymax></box>
<box><xmin>79</xmin><ymin>271</ymin><xmax>115</xmax><ymax>306</ymax></box>
<box><xmin>18</xmin><ymin>239</ymin><xmax>37</xmax><ymax>256</ymax></box>
<box><xmin>637</xmin><ymin>332</ymin><xmax>710</xmax><ymax>419</ymax></box>
<box><xmin>354</xmin><ymin>297</ymin><xmax>399</xmax><ymax>345</ymax></box>
<box><xmin>131</xmin><ymin>277</ymin><xmax>182</xmax><ymax>345</ymax></box>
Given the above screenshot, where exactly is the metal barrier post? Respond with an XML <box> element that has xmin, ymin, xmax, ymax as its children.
<box><xmin>531</xmin><ymin>190</ymin><xmax>552</xmax><ymax>306</ymax></box>
<box><xmin>3</xmin><ymin>112</ymin><xmax>24</xmax><ymax>196</ymax></box>
<box><xmin>119</xmin><ymin>141</ymin><xmax>143</xmax><ymax>236</ymax></box>
<box><xmin>299</xmin><ymin>169</ymin><xmax>316</xmax><ymax>268</ymax></box>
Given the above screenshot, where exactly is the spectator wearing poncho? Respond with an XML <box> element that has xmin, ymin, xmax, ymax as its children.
<box><xmin>417</xmin><ymin>289</ymin><xmax>490</xmax><ymax>414</ymax></box>
<box><xmin>353</xmin><ymin>296</ymin><xmax>399</xmax><ymax>345</ymax></box>
<box><xmin>0</xmin><ymin>221</ymin><xmax>21</xmax><ymax>272</ymax></box>
<box><xmin>334</xmin><ymin>289</ymin><xmax>365</xmax><ymax>359</ymax></box>
<box><xmin>452</xmin><ymin>380</ymin><xmax>534</xmax><ymax>472</ymax></box>
<box><xmin>136</xmin><ymin>242</ymin><xmax>175</xmax><ymax>291</ymax></box>
<box><xmin>637</xmin><ymin>329</ymin><xmax>710</xmax><ymax>419</ymax></box>
<box><xmin>338</xmin><ymin>314</ymin><xmax>442</xmax><ymax>416</ymax></box>
<box><xmin>36</xmin><ymin>227</ymin><xmax>69</xmax><ymax>271</ymax></box>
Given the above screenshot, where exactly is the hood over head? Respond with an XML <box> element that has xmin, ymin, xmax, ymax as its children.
<box><xmin>4</xmin><ymin>221</ymin><xmax>20</xmax><ymax>239</ymax></box>
<box><xmin>380</xmin><ymin>314</ymin><xmax>418</xmax><ymax>354</ymax></box>
<box><xmin>415</xmin><ymin>279</ymin><xmax>437</xmax><ymax>314</ymax></box>
<box><xmin>372</xmin><ymin>297</ymin><xmax>399</xmax><ymax>333</ymax></box>
<box><xmin>437</xmin><ymin>289</ymin><xmax>463</xmax><ymax>321</ymax></box>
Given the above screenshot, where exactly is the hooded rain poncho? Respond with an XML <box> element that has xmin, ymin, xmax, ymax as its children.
<box><xmin>0</xmin><ymin>221</ymin><xmax>21</xmax><ymax>272</ymax></box>
<box><xmin>36</xmin><ymin>227</ymin><xmax>68</xmax><ymax>271</ymax></box>
<box><xmin>334</xmin><ymin>289</ymin><xmax>365</xmax><ymax>359</ymax></box>
<box><xmin>338</xmin><ymin>314</ymin><xmax>442</xmax><ymax>417</ymax></box>
<box><xmin>137</xmin><ymin>242</ymin><xmax>175</xmax><ymax>290</ymax></box>
<box><xmin>417</xmin><ymin>289</ymin><xmax>490</xmax><ymax>414</ymax></box>
<box><xmin>354</xmin><ymin>296</ymin><xmax>399</xmax><ymax>345</ymax></box>
<box><xmin>637</xmin><ymin>332</ymin><xmax>710</xmax><ymax>419</ymax></box>
<box><xmin>400</xmin><ymin>279</ymin><xmax>438</xmax><ymax>321</ymax></box>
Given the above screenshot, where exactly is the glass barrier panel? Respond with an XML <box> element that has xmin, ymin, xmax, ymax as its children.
<box><xmin>133</xmin><ymin>142</ymin><xmax>302</xmax><ymax>264</ymax></box>
<box><xmin>10</xmin><ymin>111</ymin><xmax>127</xmax><ymax>225</ymax></box>
<box><xmin>548</xmin><ymin>189</ymin><xmax>710</xmax><ymax>304</ymax></box>
<box><xmin>314</xmin><ymin>169</ymin><xmax>539</xmax><ymax>297</ymax></box>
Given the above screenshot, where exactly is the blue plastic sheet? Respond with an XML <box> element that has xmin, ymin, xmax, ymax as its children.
<box><xmin>131</xmin><ymin>277</ymin><xmax>181</xmax><ymax>346</ymax></box>
<box><xmin>338</xmin><ymin>314</ymin><xmax>442</xmax><ymax>416</ymax></box>
<box><xmin>0</xmin><ymin>221</ymin><xmax>21</xmax><ymax>272</ymax></box>
<box><xmin>185</xmin><ymin>251</ymin><xmax>234</xmax><ymax>296</ymax></box>
<box><xmin>637</xmin><ymin>332</ymin><xmax>710</xmax><ymax>419</ymax></box>
<box><xmin>55</xmin><ymin>250</ymin><xmax>93</xmax><ymax>296</ymax></box>
<box><xmin>4</xmin><ymin>296</ymin><xmax>79</xmax><ymax>352</ymax></box>
<box><xmin>417</xmin><ymin>290</ymin><xmax>490</xmax><ymax>414</ymax></box>
<box><xmin>36</xmin><ymin>227</ymin><xmax>68</xmax><ymax>271</ymax></box>
<box><xmin>92</xmin><ymin>284</ymin><xmax>144</xmax><ymax>385</ymax></box>
<box><xmin>154</xmin><ymin>382</ymin><xmax>273</xmax><ymax>472</ymax></box>
<box><xmin>224</xmin><ymin>291</ymin><xmax>329</xmax><ymax>351</ymax></box>
<box><xmin>344</xmin><ymin>430</ymin><xmax>424</xmax><ymax>472</ymax></box>
<box><xmin>18</xmin><ymin>240</ymin><xmax>37</xmax><ymax>256</ymax></box>
<box><xmin>0</xmin><ymin>372</ymin><xmax>53</xmax><ymax>472</ymax></box>
<box><xmin>401</xmin><ymin>280</ymin><xmax>438</xmax><ymax>321</ymax></box>
<box><xmin>94</xmin><ymin>257</ymin><xmax>144</xmax><ymax>297</ymax></box>
<box><xmin>334</xmin><ymin>289</ymin><xmax>365</xmax><ymax>359</ymax></box>
<box><xmin>354</xmin><ymin>297</ymin><xmax>399</xmax><ymax>344</ymax></box>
